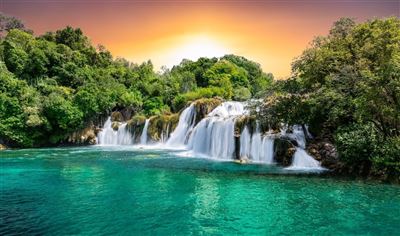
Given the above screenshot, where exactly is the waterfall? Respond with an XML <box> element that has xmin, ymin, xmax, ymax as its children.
<box><xmin>140</xmin><ymin>119</ymin><xmax>150</xmax><ymax>145</ymax></box>
<box><xmin>97</xmin><ymin>117</ymin><xmax>133</xmax><ymax>145</ymax></box>
<box><xmin>281</xmin><ymin>125</ymin><xmax>324</xmax><ymax>170</ymax></box>
<box><xmin>261</xmin><ymin>138</ymin><xmax>274</xmax><ymax>164</ymax></box>
<box><xmin>281</xmin><ymin>125</ymin><xmax>306</xmax><ymax>149</ymax></box>
<box><xmin>239</xmin><ymin>125</ymin><xmax>274</xmax><ymax>164</ymax></box>
<box><xmin>240</xmin><ymin>126</ymin><xmax>251</xmax><ymax>158</ymax></box>
<box><xmin>187</xmin><ymin>102</ymin><xmax>246</xmax><ymax>160</ymax></box>
<box><xmin>166</xmin><ymin>104</ymin><xmax>196</xmax><ymax>147</ymax></box>
<box><xmin>250</xmin><ymin>131</ymin><xmax>262</xmax><ymax>161</ymax></box>
<box><xmin>96</xmin><ymin>101</ymin><xmax>324</xmax><ymax>171</ymax></box>
<box><xmin>286</xmin><ymin>148</ymin><xmax>323</xmax><ymax>170</ymax></box>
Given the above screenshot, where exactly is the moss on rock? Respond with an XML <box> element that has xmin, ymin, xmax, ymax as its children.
<box><xmin>111</xmin><ymin>122</ymin><xmax>120</xmax><ymax>131</ymax></box>
<box><xmin>234</xmin><ymin>115</ymin><xmax>256</xmax><ymax>135</ymax></box>
<box><xmin>111</xmin><ymin>111</ymin><xmax>124</xmax><ymax>122</ymax></box>
<box><xmin>148</xmin><ymin>114</ymin><xmax>179</xmax><ymax>142</ymax></box>
<box><xmin>127</xmin><ymin>115</ymin><xmax>147</xmax><ymax>142</ymax></box>
<box><xmin>192</xmin><ymin>98</ymin><xmax>223</xmax><ymax>124</ymax></box>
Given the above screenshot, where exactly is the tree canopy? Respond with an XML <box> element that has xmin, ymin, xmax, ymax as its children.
<box><xmin>0</xmin><ymin>21</ymin><xmax>272</xmax><ymax>147</ymax></box>
<box><xmin>256</xmin><ymin>17</ymin><xmax>400</xmax><ymax>178</ymax></box>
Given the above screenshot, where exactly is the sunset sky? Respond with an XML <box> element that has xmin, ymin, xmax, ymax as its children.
<box><xmin>1</xmin><ymin>0</ymin><xmax>399</xmax><ymax>78</ymax></box>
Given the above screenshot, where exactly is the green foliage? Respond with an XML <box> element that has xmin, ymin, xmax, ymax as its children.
<box><xmin>143</xmin><ymin>97</ymin><xmax>168</xmax><ymax>116</ymax></box>
<box><xmin>257</xmin><ymin>17</ymin><xmax>400</xmax><ymax>178</ymax></box>
<box><xmin>372</xmin><ymin>137</ymin><xmax>400</xmax><ymax>176</ymax></box>
<box><xmin>172</xmin><ymin>87</ymin><xmax>225</xmax><ymax>111</ymax></box>
<box><xmin>0</xmin><ymin>16</ymin><xmax>271</xmax><ymax>148</ymax></box>
<box><xmin>233</xmin><ymin>87</ymin><xmax>251</xmax><ymax>101</ymax></box>
<box><xmin>335</xmin><ymin>123</ymin><xmax>378</xmax><ymax>164</ymax></box>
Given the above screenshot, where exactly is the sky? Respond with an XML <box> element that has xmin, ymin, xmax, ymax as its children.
<box><xmin>1</xmin><ymin>0</ymin><xmax>399</xmax><ymax>78</ymax></box>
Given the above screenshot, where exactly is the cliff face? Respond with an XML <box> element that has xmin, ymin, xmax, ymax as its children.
<box><xmin>67</xmin><ymin>123</ymin><xmax>98</xmax><ymax>145</ymax></box>
<box><xmin>192</xmin><ymin>98</ymin><xmax>223</xmax><ymax>124</ymax></box>
<box><xmin>147</xmin><ymin>114</ymin><xmax>179</xmax><ymax>142</ymax></box>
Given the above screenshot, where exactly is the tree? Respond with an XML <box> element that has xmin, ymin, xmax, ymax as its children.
<box><xmin>0</xmin><ymin>12</ymin><xmax>32</xmax><ymax>37</ymax></box>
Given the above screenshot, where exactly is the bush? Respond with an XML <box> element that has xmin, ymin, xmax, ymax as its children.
<box><xmin>372</xmin><ymin>136</ymin><xmax>400</xmax><ymax>177</ymax></box>
<box><xmin>233</xmin><ymin>87</ymin><xmax>251</xmax><ymax>101</ymax></box>
<box><xmin>335</xmin><ymin>123</ymin><xmax>378</xmax><ymax>164</ymax></box>
<box><xmin>172</xmin><ymin>87</ymin><xmax>224</xmax><ymax>111</ymax></box>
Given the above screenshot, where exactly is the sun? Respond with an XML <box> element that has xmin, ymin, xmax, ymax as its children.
<box><xmin>161</xmin><ymin>34</ymin><xmax>230</xmax><ymax>68</ymax></box>
<box><xmin>175</xmin><ymin>35</ymin><xmax>229</xmax><ymax>60</ymax></box>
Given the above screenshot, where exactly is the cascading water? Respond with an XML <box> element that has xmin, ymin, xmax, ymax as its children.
<box><xmin>166</xmin><ymin>104</ymin><xmax>196</xmax><ymax>147</ymax></box>
<box><xmin>96</xmin><ymin>100</ymin><xmax>324</xmax><ymax>171</ymax></box>
<box><xmin>239</xmin><ymin>124</ymin><xmax>274</xmax><ymax>164</ymax></box>
<box><xmin>187</xmin><ymin>102</ymin><xmax>246</xmax><ymax>160</ymax></box>
<box><xmin>286</xmin><ymin>148</ymin><xmax>324</xmax><ymax>170</ymax></box>
<box><xmin>240</xmin><ymin>126</ymin><xmax>251</xmax><ymax>158</ymax></box>
<box><xmin>140</xmin><ymin>119</ymin><xmax>150</xmax><ymax>145</ymax></box>
<box><xmin>282</xmin><ymin>125</ymin><xmax>324</xmax><ymax>170</ymax></box>
<box><xmin>97</xmin><ymin>117</ymin><xmax>133</xmax><ymax>145</ymax></box>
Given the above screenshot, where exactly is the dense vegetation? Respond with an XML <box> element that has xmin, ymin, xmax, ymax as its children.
<box><xmin>255</xmin><ymin>17</ymin><xmax>400</xmax><ymax>179</ymax></box>
<box><xmin>0</xmin><ymin>13</ymin><xmax>272</xmax><ymax>147</ymax></box>
<box><xmin>0</xmin><ymin>13</ymin><xmax>398</xmax><ymax>180</ymax></box>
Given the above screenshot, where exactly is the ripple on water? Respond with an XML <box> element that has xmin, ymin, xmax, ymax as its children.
<box><xmin>0</xmin><ymin>147</ymin><xmax>399</xmax><ymax>235</ymax></box>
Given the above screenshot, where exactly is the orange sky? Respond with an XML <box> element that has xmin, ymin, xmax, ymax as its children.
<box><xmin>1</xmin><ymin>0</ymin><xmax>399</xmax><ymax>78</ymax></box>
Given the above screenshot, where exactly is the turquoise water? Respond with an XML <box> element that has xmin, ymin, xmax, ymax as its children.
<box><xmin>1</xmin><ymin>147</ymin><xmax>399</xmax><ymax>235</ymax></box>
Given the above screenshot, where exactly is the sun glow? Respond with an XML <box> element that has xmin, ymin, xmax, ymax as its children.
<box><xmin>156</xmin><ymin>34</ymin><xmax>231</xmax><ymax>69</ymax></box>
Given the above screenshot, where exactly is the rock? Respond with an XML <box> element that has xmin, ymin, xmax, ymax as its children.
<box><xmin>147</xmin><ymin>114</ymin><xmax>179</xmax><ymax>142</ymax></box>
<box><xmin>111</xmin><ymin>122</ymin><xmax>120</xmax><ymax>131</ymax></box>
<box><xmin>239</xmin><ymin>155</ymin><xmax>250</xmax><ymax>164</ymax></box>
<box><xmin>111</xmin><ymin>111</ymin><xmax>124</xmax><ymax>122</ymax></box>
<box><xmin>192</xmin><ymin>98</ymin><xmax>223</xmax><ymax>124</ymax></box>
<box><xmin>274</xmin><ymin>138</ymin><xmax>296</xmax><ymax>166</ymax></box>
<box><xmin>234</xmin><ymin>115</ymin><xmax>256</xmax><ymax>135</ymax></box>
<box><xmin>307</xmin><ymin>140</ymin><xmax>339</xmax><ymax>169</ymax></box>
<box><xmin>127</xmin><ymin>115</ymin><xmax>148</xmax><ymax>142</ymax></box>
<box><xmin>67</xmin><ymin>124</ymin><xmax>97</xmax><ymax>145</ymax></box>
<box><xmin>0</xmin><ymin>144</ymin><xmax>7</xmax><ymax>150</ymax></box>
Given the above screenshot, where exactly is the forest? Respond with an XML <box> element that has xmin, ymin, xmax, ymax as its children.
<box><xmin>0</xmin><ymin>14</ymin><xmax>399</xmax><ymax>179</ymax></box>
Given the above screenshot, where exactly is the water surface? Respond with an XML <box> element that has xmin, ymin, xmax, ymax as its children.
<box><xmin>1</xmin><ymin>147</ymin><xmax>399</xmax><ymax>235</ymax></box>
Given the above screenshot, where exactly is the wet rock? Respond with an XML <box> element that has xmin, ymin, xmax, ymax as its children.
<box><xmin>67</xmin><ymin>124</ymin><xmax>97</xmax><ymax>145</ymax></box>
<box><xmin>127</xmin><ymin>115</ymin><xmax>147</xmax><ymax>142</ymax></box>
<box><xmin>234</xmin><ymin>115</ymin><xmax>256</xmax><ymax>135</ymax></box>
<box><xmin>111</xmin><ymin>111</ymin><xmax>124</xmax><ymax>122</ymax></box>
<box><xmin>274</xmin><ymin>138</ymin><xmax>296</xmax><ymax>166</ymax></box>
<box><xmin>192</xmin><ymin>98</ymin><xmax>223</xmax><ymax>124</ymax></box>
<box><xmin>111</xmin><ymin>122</ymin><xmax>120</xmax><ymax>131</ymax></box>
<box><xmin>0</xmin><ymin>144</ymin><xmax>7</xmax><ymax>150</ymax></box>
<box><xmin>147</xmin><ymin>114</ymin><xmax>179</xmax><ymax>142</ymax></box>
<box><xmin>307</xmin><ymin>140</ymin><xmax>339</xmax><ymax>169</ymax></box>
